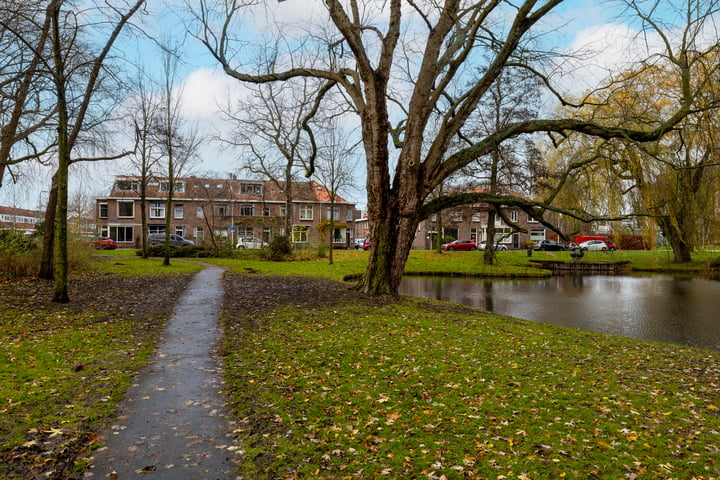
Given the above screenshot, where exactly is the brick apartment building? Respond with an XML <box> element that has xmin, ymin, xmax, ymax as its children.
<box><xmin>95</xmin><ymin>175</ymin><xmax>359</xmax><ymax>248</ymax></box>
<box><xmin>0</xmin><ymin>205</ymin><xmax>42</xmax><ymax>235</ymax></box>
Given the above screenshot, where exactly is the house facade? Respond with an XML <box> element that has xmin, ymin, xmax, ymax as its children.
<box><xmin>0</xmin><ymin>205</ymin><xmax>42</xmax><ymax>235</ymax></box>
<box><xmin>94</xmin><ymin>175</ymin><xmax>359</xmax><ymax>248</ymax></box>
<box><xmin>412</xmin><ymin>200</ymin><xmax>557</xmax><ymax>250</ymax></box>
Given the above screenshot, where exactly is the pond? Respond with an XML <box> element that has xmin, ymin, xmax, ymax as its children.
<box><xmin>399</xmin><ymin>274</ymin><xmax>720</xmax><ymax>351</ymax></box>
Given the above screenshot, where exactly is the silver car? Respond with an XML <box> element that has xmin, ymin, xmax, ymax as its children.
<box><xmin>148</xmin><ymin>233</ymin><xmax>195</xmax><ymax>246</ymax></box>
<box><xmin>236</xmin><ymin>237</ymin><xmax>264</xmax><ymax>249</ymax></box>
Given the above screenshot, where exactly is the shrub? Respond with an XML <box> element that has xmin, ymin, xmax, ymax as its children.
<box><xmin>617</xmin><ymin>233</ymin><xmax>652</xmax><ymax>250</ymax></box>
<box><xmin>264</xmin><ymin>235</ymin><xmax>292</xmax><ymax>261</ymax></box>
<box><xmin>0</xmin><ymin>231</ymin><xmax>39</xmax><ymax>279</ymax></box>
<box><xmin>139</xmin><ymin>244</ymin><xmax>215</xmax><ymax>258</ymax></box>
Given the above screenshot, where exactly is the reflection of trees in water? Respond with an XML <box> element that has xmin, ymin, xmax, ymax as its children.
<box><xmin>483</xmin><ymin>280</ymin><xmax>494</xmax><ymax>312</ymax></box>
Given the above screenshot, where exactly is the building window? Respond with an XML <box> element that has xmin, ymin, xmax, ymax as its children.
<box><xmin>530</xmin><ymin>228</ymin><xmax>545</xmax><ymax>241</ymax></box>
<box><xmin>292</xmin><ymin>225</ymin><xmax>309</xmax><ymax>243</ymax></box>
<box><xmin>451</xmin><ymin>211</ymin><xmax>462</xmax><ymax>222</ymax></box>
<box><xmin>332</xmin><ymin>227</ymin><xmax>346</xmax><ymax>243</ymax></box>
<box><xmin>471</xmin><ymin>212</ymin><xmax>481</xmax><ymax>222</ymax></box>
<box><xmin>174</xmin><ymin>204</ymin><xmax>184</xmax><ymax>219</ymax></box>
<box><xmin>237</xmin><ymin>227</ymin><xmax>253</xmax><ymax>237</ymax></box>
<box><xmin>214</xmin><ymin>204</ymin><xmax>228</xmax><ymax>217</ymax></box>
<box><xmin>196</xmin><ymin>206</ymin><xmax>204</xmax><ymax>219</ymax></box>
<box><xmin>510</xmin><ymin>209</ymin><xmax>518</xmax><ymax>223</ymax></box>
<box><xmin>240</xmin><ymin>183</ymin><xmax>262</xmax><ymax>194</ymax></box>
<box><xmin>528</xmin><ymin>213</ymin><xmax>538</xmax><ymax>223</ymax></box>
<box><xmin>150</xmin><ymin>201</ymin><xmax>165</xmax><ymax>219</ymax></box>
<box><xmin>240</xmin><ymin>205</ymin><xmax>254</xmax><ymax>216</ymax></box>
<box><xmin>263</xmin><ymin>207</ymin><xmax>271</xmax><ymax>217</ymax></box>
<box><xmin>99</xmin><ymin>203</ymin><xmax>108</xmax><ymax>219</ymax></box>
<box><xmin>148</xmin><ymin>225</ymin><xmax>164</xmax><ymax>234</ymax></box>
<box><xmin>195</xmin><ymin>227</ymin><xmax>204</xmax><ymax>242</ymax></box>
<box><xmin>279</xmin><ymin>205</ymin><xmax>287</xmax><ymax>218</ymax></box>
<box><xmin>117</xmin><ymin>201</ymin><xmax>134</xmax><ymax>218</ymax></box>
<box><xmin>159</xmin><ymin>181</ymin><xmax>185</xmax><ymax>193</ymax></box>
<box><xmin>299</xmin><ymin>205</ymin><xmax>313</xmax><ymax>220</ymax></box>
<box><xmin>109</xmin><ymin>226</ymin><xmax>133</xmax><ymax>243</ymax></box>
<box><xmin>175</xmin><ymin>226</ymin><xmax>185</xmax><ymax>237</ymax></box>
<box><xmin>116</xmin><ymin>180</ymin><xmax>139</xmax><ymax>191</ymax></box>
<box><xmin>346</xmin><ymin>209</ymin><xmax>353</xmax><ymax>221</ymax></box>
<box><xmin>326</xmin><ymin>207</ymin><xmax>339</xmax><ymax>220</ymax></box>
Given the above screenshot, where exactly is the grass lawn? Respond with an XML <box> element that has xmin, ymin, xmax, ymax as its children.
<box><xmin>215</xmin><ymin>248</ymin><xmax>720</xmax><ymax>479</ymax></box>
<box><xmin>0</xmin><ymin>256</ymin><xmax>203</xmax><ymax>477</ymax></box>
<box><xmin>222</xmin><ymin>290</ymin><xmax>720</xmax><ymax>479</ymax></box>
<box><xmin>1</xmin><ymin>248</ymin><xmax>719</xmax><ymax>478</ymax></box>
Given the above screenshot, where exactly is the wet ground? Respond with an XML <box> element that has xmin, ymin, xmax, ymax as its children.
<box><xmin>85</xmin><ymin>266</ymin><xmax>240</xmax><ymax>479</ymax></box>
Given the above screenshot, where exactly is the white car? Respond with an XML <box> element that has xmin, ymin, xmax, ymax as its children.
<box><xmin>577</xmin><ymin>240</ymin><xmax>609</xmax><ymax>251</ymax></box>
<box><xmin>479</xmin><ymin>241</ymin><xmax>508</xmax><ymax>251</ymax></box>
<box><xmin>236</xmin><ymin>237</ymin><xmax>264</xmax><ymax>249</ymax></box>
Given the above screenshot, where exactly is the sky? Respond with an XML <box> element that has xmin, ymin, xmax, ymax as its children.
<box><xmin>1</xmin><ymin>0</ymin><xmax>712</xmax><ymax>211</ymax></box>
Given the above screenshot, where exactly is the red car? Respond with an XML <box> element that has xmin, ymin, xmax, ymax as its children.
<box><xmin>441</xmin><ymin>239</ymin><xmax>477</xmax><ymax>251</ymax></box>
<box><xmin>89</xmin><ymin>237</ymin><xmax>117</xmax><ymax>250</ymax></box>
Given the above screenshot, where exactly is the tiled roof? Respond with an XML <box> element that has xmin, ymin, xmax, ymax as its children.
<box><xmin>104</xmin><ymin>176</ymin><xmax>348</xmax><ymax>203</ymax></box>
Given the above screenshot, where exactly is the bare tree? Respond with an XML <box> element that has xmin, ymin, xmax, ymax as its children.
<box><xmin>154</xmin><ymin>42</ymin><xmax>203</xmax><ymax>267</ymax></box>
<box><xmin>198</xmin><ymin>0</ymin><xmax>719</xmax><ymax>295</ymax></box>
<box><xmin>313</xmin><ymin>117</ymin><xmax>359</xmax><ymax>264</ymax></box>
<box><xmin>0</xmin><ymin>1</ymin><xmax>55</xmax><ymax>188</ymax></box>
<box><xmin>220</xmin><ymin>78</ymin><xmax>324</xmax><ymax>242</ymax></box>
<box><xmin>44</xmin><ymin>0</ymin><xmax>144</xmax><ymax>301</ymax></box>
<box><xmin>125</xmin><ymin>72</ymin><xmax>163</xmax><ymax>258</ymax></box>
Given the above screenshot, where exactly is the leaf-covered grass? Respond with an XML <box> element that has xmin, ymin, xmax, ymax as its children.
<box><xmin>223</xmin><ymin>294</ymin><xmax>720</xmax><ymax>479</ymax></box>
<box><xmin>0</xmin><ymin>269</ymin><xmax>196</xmax><ymax>477</ymax></box>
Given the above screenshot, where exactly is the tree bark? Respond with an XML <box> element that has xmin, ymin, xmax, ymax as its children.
<box><xmin>39</xmin><ymin>173</ymin><xmax>59</xmax><ymax>280</ymax></box>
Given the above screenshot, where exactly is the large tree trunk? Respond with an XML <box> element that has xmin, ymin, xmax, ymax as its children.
<box><xmin>39</xmin><ymin>173</ymin><xmax>59</xmax><ymax>280</ymax></box>
<box><xmin>658</xmin><ymin>216</ymin><xmax>692</xmax><ymax>263</ymax></box>
<box><xmin>51</xmin><ymin>4</ymin><xmax>70</xmax><ymax>303</ymax></box>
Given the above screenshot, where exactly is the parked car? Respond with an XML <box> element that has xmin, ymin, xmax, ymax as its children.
<box><xmin>573</xmin><ymin>235</ymin><xmax>616</xmax><ymax>250</ymax></box>
<box><xmin>441</xmin><ymin>239</ymin><xmax>478</xmax><ymax>251</ymax></box>
<box><xmin>147</xmin><ymin>233</ymin><xmax>195</xmax><ymax>246</ymax></box>
<box><xmin>578</xmin><ymin>240</ymin><xmax>610</xmax><ymax>251</ymax></box>
<box><xmin>362</xmin><ymin>238</ymin><xmax>371</xmax><ymax>250</ymax></box>
<box><xmin>88</xmin><ymin>236</ymin><xmax>117</xmax><ymax>250</ymax></box>
<box><xmin>236</xmin><ymin>237</ymin><xmax>264</xmax><ymax>249</ymax></box>
<box><xmin>534</xmin><ymin>239</ymin><xmax>567</xmax><ymax>251</ymax></box>
<box><xmin>479</xmin><ymin>241</ymin><xmax>508</xmax><ymax>251</ymax></box>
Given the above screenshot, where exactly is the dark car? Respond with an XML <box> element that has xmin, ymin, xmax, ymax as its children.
<box><xmin>148</xmin><ymin>233</ymin><xmax>195</xmax><ymax>246</ymax></box>
<box><xmin>534</xmin><ymin>239</ymin><xmax>567</xmax><ymax>251</ymax></box>
<box><xmin>441</xmin><ymin>239</ymin><xmax>478</xmax><ymax>251</ymax></box>
<box><xmin>89</xmin><ymin>236</ymin><xmax>117</xmax><ymax>250</ymax></box>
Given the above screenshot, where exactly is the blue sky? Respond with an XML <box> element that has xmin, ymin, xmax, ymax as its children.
<box><xmin>1</xmin><ymin>0</ymin><xmax>711</xmax><ymax>210</ymax></box>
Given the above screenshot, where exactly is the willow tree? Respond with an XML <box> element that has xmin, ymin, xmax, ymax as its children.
<box><xmin>544</xmin><ymin>51</ymin><xmax>720</xmax><ymax>262</ymax></box>
<box><xmin>198</xmin><ymin>0</ymin><xmax>719</xmax><ymax>294</ymax></box>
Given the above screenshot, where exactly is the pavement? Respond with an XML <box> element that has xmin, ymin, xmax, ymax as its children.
<box><xmin>86</xmin><ymin>266</ymin><xmax>240</xmax><ymax>479</ymax></box>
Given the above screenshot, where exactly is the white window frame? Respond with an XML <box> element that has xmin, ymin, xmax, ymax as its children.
<box><xmin>99</xmin><ymin>203</ymin><xmax>108</xmax><ymax>219</ymax></box>
<box><xmin>299</xmin><ymin>204</ymin><xmax>313</xmax><ymax>220</ymax></box>
<box><xmin>292</xmin><ymin>225</ymin><xmax>309</xmax><ymax>243</ymax></box>
<box><xmin>174</xmin><ymin>204</ymin><xmax>184</xmax><ymax>219</ymax></box>
<box><xmin>150</xmin><ymin>201</ymin><xmax>165</xmax><ymax>219</ymax></box>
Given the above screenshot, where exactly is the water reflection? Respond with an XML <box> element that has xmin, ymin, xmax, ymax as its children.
<box><xmin>399</xmin><ymin>275</ymin><xmax>720</xmax><ymax>350</ymax></box>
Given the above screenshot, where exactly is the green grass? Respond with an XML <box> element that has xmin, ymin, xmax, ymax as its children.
<box><xmin>91</xmin><ymin>251</ymin><xmax>206</xmax><ymax>276</ymax></box>
<box><xmin>2</xmin><ymin>247</ymin><xmax>718</xmax><ymax>478</ymax></box>
<box><xmin>204</xmin><ymin>247</ymin><xmax>719</xmax><ymax>282</ymax></box>
<box><xmin>222</xmin><ymin>295</ymin><xmax>720</xmax><ymax>479</ymax></box>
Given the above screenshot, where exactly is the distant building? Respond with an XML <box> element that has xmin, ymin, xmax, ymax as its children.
<box><xmin>412</xmin><ymin>189</ymin><xmax>551</xmax><ymax>250</ymax></box>
<box><xmin>94</xmin><ymin>175</ymin><xmax>360</xmax><ymax>248</ymax></box>
<box><xmin>0</xmin><ymin>205</ymin><xmax>42</xmax><ymax>234</ymax></box>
